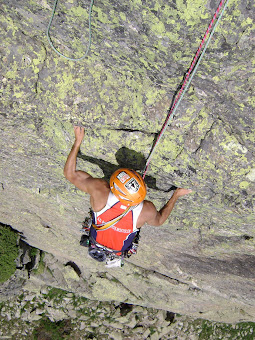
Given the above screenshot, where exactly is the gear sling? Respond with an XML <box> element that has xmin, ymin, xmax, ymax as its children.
<box><xmin>80</xmin><ymin>205</ymin><xmax>140</xmax><ymax>267</ymax></box>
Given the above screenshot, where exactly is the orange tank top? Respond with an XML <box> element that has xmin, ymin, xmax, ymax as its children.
<box><xmin>91</xmin><ymin>192</ymin><xmax>143</xmax><ymax>251</ymax></box>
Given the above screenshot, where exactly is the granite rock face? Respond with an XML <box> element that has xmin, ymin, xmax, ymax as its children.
<box><xmin>0</xmin><ymin>0</ymin><xmax>254</xmax><ymax>323</ymax></box>
<box><xmin>1</xmin><ymin>283</ymin><xmax>254</xmax><ymax>339</ymax></box>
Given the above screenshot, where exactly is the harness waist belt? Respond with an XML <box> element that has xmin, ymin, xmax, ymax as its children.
<box><xmin>89</xmin><ymin>235</ymin><xmax>122</xmax><ymax>253</ymax></box>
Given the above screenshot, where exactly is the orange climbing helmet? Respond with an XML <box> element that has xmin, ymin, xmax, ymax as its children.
<box><xmin>110</xmin><ymin>168</ymin><xmax>147</xmax><ymax>206</ymax></box>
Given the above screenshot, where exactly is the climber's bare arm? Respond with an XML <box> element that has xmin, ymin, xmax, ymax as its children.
<box><xmin>63</xmin><ymin>126</ymin><xmax>110</xmax><ymax>210</ymax></box>
<box><xmin>138</xmin><ymin>188</ymin><xmax>192</xmax><ymax>227</ymax></box>
<box><xmin>64</xmin><ymin>126</ymin><xmax>90</xmax><ymax>190</ymax></box>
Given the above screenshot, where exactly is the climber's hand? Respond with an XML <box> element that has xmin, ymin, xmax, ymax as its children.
<box><xmin>74</xmin><ymin>126</ymin><xmax>85</xmax><ymax>144</ymax></box>
<box><xmin>175</xmin><ymin>188</ymin><xmax>192</xmax><ymax>198</ymax></box>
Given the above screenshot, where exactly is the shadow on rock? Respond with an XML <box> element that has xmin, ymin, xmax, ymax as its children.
<box><xmin>78</xmin><ymin>147</ymin><xmax>175</xmax><ymax>192</ymax></box>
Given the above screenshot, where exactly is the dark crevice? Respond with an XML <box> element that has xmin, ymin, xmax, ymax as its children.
<box><xmin>242</xmin><ymin>235</ymin><xmax>253</xmax><ymax>241</ymax></box>
<box><xmin>165</xmin><ymin>311</ymin><xmax>175</xmax><ymax>323</ymax></box>
<box><xmin>110</xmin><ymin>127</ymin><xmax>155</xmax><ymax>135</ymax></box>
<box><xmin>69</xmin><ymin>120</ymin><xmax>154</xmax><ymax>136</ymax></box>
<box><xmin>0</xmin><ymin>221</ymin><xmax>22</xmax><ymax>235</ymax></box>
<box><xmin>40</xmin><ymin>220</ymin><xmax>51</xmax><ymax>229</ymax></box>
<box><xmin>116</xmin><ymin>303</ymin><xmax>133</xmax><ymax>316</ymax></box>
<box><xmin>65</xmin><ymin>261</ymin><xmax>82</xmax><ymax>277</ymax></box>
<box><xmin>127</xmin><ymin>261</ymin><xmax>202</xmax><ymax>291</ymax></box>
<box><xmin>31</xmin><ymin>40</ymin><xmax>47</xmax><ymax>100</ymax></box>
<box><xmin>19</xmin><ymin>239</ymin><xmax>37</xmax><ymax>278</ymax></box>
<box><xmin>34</xmin><ymin>75</ymin><xmax>40</xmax><ymax>95</ymax></box>
<box><xmin>107</xmin><ymin>273</ymin><xmax>142</xmax><ymax>299</ymax></box>
<box><xmin>194</xmin><ymin>121</ymin><xmax>216</xmax><ymax>154</ymax></box>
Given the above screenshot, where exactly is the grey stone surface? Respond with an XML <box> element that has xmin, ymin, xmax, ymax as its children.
<box><xmin>0</xmin><ymin>0</ymin><xmax>254</xmax><ymax>323</ymax></box>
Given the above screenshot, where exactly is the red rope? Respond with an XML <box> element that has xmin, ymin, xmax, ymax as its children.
<box><xmin>166</xmin><ymin>0</ymin><xmax>225</xmax><ymax>121</ymax></box>
<box><xmin>142</xmin><ymin>0</ymin><xmax>226</xmax><ymax>178</ymax></box>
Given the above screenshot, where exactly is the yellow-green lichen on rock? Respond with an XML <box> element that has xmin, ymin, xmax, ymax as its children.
<box><xmin>0</xmin><ymin>0</ymin><xmax>255</xmax><ymax>324</ymax></box>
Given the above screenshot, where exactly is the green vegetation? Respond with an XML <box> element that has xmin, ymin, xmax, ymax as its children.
<box><xmin>32</xmin><ymin>251</ymin><xmax>46</xmax><ymax>275</ymax></box>
<box><xmin>0</xmin><ymin>302</ymin><xmax>5</xmax><ymax>313</ymax></box>
<box><xmin>29</xmin><ymin>247</ymin><xmax>38</xmax><ymax>257</ymax></box>
<box><xmin>46</xmin><ymin>287</ymin><xmax>69</xmax><ymax>302</ymax></box>
<box><xmin>0</xmin><ymin>224</ymin><xmax>19</xmax><ymax>283</ymax></box>
<box><xmin>193</xmin><ymin>319</ymin><xmax>255</xmax><ymax>339</ymax></box>
<box><xmin>32</xmin><ymin>317</ymin><xmax>72</xmax><ymax>340</ymax></box>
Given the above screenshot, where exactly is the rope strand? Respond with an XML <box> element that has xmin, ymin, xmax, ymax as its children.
<box><xmin>142</xmin><ymin>0</ymin><xmax>231</xmax><ymax>178</ymax></box>
<box><xmin>46</xmin><ymin>0</ymin><xmax>94</xmax><ymax>61</ymax></box>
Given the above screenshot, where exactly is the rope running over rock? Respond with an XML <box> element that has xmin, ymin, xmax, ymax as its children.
<box><xmin>46</xmin><ymin>0</ymin><xmax>231</xmax><ymax>176</ymax></box>
<box><xmin>46</xmin><ymin>0</ymin><xmax>94</xmax><ymax>61</ymax></box>
<box><xmin>142</xmin><ymin>0</ymin><xmax>231</xmax><ymax>178</ymax></box>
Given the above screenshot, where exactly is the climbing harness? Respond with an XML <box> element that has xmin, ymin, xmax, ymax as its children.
<box><xmin>142</xmin><ymin>0</ymin><xmax>231</xmax><ymax>178</ymax></box>
<box><xmin>46</xmin><ymin>0</ymin><xmax>94</xmax><ymax>60</ymax></box>
<box><xmin>80</xmin><ymin>213</ymin><xmax>141</xmax><ymax>267</ymax></box>
<box><xmin>81</xmin><ymin>231</ymin><xmax>140</xmax><ymax>268</ymax></box>
<box><xmin>74</xmin><ymin>0</ymin><xmax>230</xmax><ymax>266</ymax></box>
<box><xmin>88</xmin><ymin>235</ymin><xmax>124</xmax><ymax>267</ymax></box>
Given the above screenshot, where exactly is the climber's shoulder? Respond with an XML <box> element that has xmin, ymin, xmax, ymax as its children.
<box><xmin>65</xmin><ymin>168</ymin><xmax>109</xmax><ymax>194</ymax></box>
<box><xmin>137</xmin><ymin>200</ymin><xmax>158</xmax><ymax>228</ymax></box>
<box><xmin>83</xmin><ymin>177</ymin><xmax>110</xmax><ymax>196</ymax></box>
<box><xmin>89</xmin><ymin>178</ymin><xmax>110</xmax><ymax>211</ymax></box>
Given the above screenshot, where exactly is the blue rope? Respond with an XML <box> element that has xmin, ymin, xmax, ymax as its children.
<box><xmin>46</xmin><ymin>0</ymin><xmax>94</xmax><ymax>61</ymax></box>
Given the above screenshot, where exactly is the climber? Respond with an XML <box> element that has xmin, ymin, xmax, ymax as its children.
<box><xmin>64</xmin><ymin>126</ymin><xmax>192</xmax><ymax>265</ymax></box>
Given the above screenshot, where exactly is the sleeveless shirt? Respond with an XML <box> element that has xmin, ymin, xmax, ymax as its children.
<box><xmin>90</xmin><ymin>192</ymin><xmax>143</xmax><ymax>252</ymax></box>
